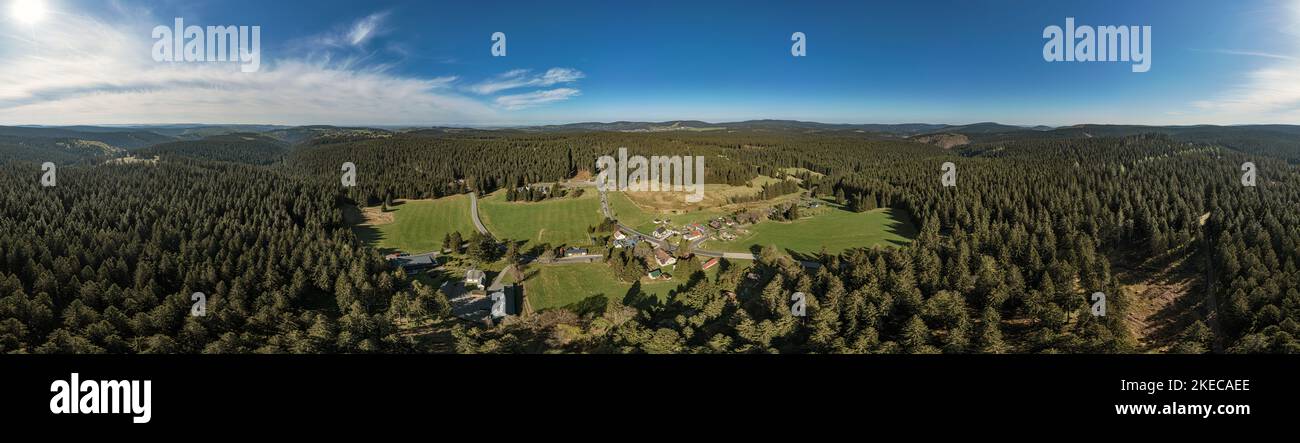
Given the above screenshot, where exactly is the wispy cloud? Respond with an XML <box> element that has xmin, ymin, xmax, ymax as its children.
<box><xmin>0</xmin><ymin>12</ymin><xmax>484</xmax><ymax>126</ymax></box>
<box><xmin>495</xmin><ymin>88</ymin><xmax>581</xmax><ymax>110</ymax></box>
<box><xmin>348</xmin><ymin>12</ymin><xmax>388</xmax><ymax>47</ymax></box>
<box><xmin>470</xmin><ymin>68</ymin><xmax>585</xmax><ymax>95</ymax></box>
<box><xmin>1188</xmin><ymin>0</ymin><xmax>1300</xmax><ymax>123</ymax></box>
<box><xmin>1203</xmin><ymin>49</ymin><xmax>1298</xmax><ymax>61</ymax></box>
<box><xmin>0</xmin><ymin>8</ymin><xmax>581</xmax><ymax>125</ymax></box>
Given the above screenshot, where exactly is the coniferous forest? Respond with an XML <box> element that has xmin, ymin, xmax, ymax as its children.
<box><xmin>0</xmin><ymin>125</ymin><xmax>1296</xmax><ymax>354</ymax></box>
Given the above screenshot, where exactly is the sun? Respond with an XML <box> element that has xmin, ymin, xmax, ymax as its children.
<box><xmin>10</xmin><ymin>0</ymin><xmax>48</xmax><ymax>25</ymax></box>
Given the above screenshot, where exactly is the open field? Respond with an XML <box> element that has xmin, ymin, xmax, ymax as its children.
<box><xmin>523</xmin><ymin>263</ymin><xmax>684</xmax><ymax>312</ymax></box>
<box><xmin>607</xmin><ymin>191</ymin><xmax>728</xmax><ymax>232</ymax></box>
<box><xmin>346</xmin><ymin>196</ymin><xmax>476</xmax><ymax>254</ymax></box>
<box><xmin>619</xmin><ymin>175</ymin><xmax>786</xmax><ymax>214</ymax></box>
<box><xmin>607</xmin><ymin>182</ymin><xmax>802</xmax><ymax>233</ymax></box>
<box><xmin>705</xmin><ymin>207</ymin><xmax>917</xmax><ymax>255</ymax></box>
<box><xmin>477</xmin><ymin>190</ymin><xmax>605</xmax><ymax>246</ymax></box>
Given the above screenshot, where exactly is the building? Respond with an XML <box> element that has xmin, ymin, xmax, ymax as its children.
<box><xmin>702</xmin><ymin>257</ymin><xmax>720</xmax><ymax>270</ymax></box>
<box><xmin>564</xmin><ymin>247</ymin><xmax>589</xmax><ymax>257</ymax></box>
<box><xmin>652</xmin><ymin>227</ymin><xmax>676</xmax><ymax>240</ymax></box>
<box><xmin>683</xmin><ymin>228</ymin><xmax>706</xmax><ymax>241</ymax></box>
<box><xmin>613</xmin><ymin>231</ymin><xmax>628</xmax><ymax>241</ymax></box>
<box><xmin>647</xmin><ymin>269</ymin><xmax>672</xmax><ymax>280</ymax></box>
<box><xmin>390</xmin><ymin>253</ymin><xmax>437</xmax><ymax>273</ymax></box>
<box><xmin>466</xmin><ymin>269</ymin><xmax>486</xmax><ymax>288</ymax></box>
<box><xmin>654</xmin><ymin>248</ymin><xmax>677</xmax><ymax>267</ymax></box>
<box><xmin>490</xmin><ymin>284</ymin><xmax>521</xmax><ymax>319</ymax></box>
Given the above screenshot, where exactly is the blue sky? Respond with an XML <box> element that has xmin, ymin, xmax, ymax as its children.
<box><xmin>1</xmin><ymin>0</ymin><xmax>1298</xmax><ymax>126</ymax></box>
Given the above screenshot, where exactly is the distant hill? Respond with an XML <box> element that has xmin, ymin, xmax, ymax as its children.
<box><xmin>135</xmin><ymin>134</ymin><xmax>291</xmax><ymax>165</ymax></box>
<box><xmin>910</xmin><ymin>133</ymin><xmax>971</xmax><ymax>149</ymax></box>
<box><xmin>263</xmin><ymin>126</ymin><xmax>393</xmax><ymax>144</ymax></box>
<box><xmin>0</xmin><ymin>135</ymin><xmax>128</xmax><ymax>164</ymax></box>
<box><xmin>0</xmin><ymin>126</ymin><xmax>174</xmax><ymax>149</ymax></box>
<box><xmin>523</xmin><ymin>120</ymin><xmax>949</xmax><ymax>135</ymax></box>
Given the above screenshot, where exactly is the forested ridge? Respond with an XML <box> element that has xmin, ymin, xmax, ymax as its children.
<box><xmin>0</xmin><ymin>127</ymin><xmax>1295</xmax><ymax>353</ymax></box>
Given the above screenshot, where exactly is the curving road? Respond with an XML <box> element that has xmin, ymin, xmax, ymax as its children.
<box><xmin>469</xmin><ymin>192</ymin><xmax>492</xmax><ymax>238</ymax></box>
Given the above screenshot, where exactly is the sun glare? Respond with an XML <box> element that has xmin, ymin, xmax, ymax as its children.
<box><xmin>10</xmin><ymin>0</ymin><xmax>48</xmax><ymax>25</ymax></box>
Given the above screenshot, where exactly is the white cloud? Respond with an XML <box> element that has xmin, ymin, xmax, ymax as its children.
<box><xmin>347</xmin><ymin>12</ymin><xmax>388</xmax><ymax>47</ymax></box>
<box><xmin>495</xmin><ymin>88</ymin><xmax>581</xmax><ymax>110</ymax></box>
<box><xmin>0</xmin><ymin>9</ymin><xmax>578</xmax><ymax>125</ymax></box>
<box><xmin>470</xmin><ymin>68</ymin><xmax>585</xmax><ymax>95</ymax></box>
<box><xmin>1205</xmin><ymin>49</ymin><xmax>1298</xmax><ymax>61</ymax></box>
<box><xmin>1189</xmin><ymin>0</ymin><xmax>1300</xmax><ymax>123</ymax></box>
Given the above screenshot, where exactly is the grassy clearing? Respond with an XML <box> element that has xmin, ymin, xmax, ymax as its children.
<box><xmin>348</xmin><ymin>196</ymin><xmax>476</xmax><ymax>254</ymax></box>
<box><xmin>607</xmin><ymin>191</ymin><xmax>729</xmax><ymax>232</ymax></box>
<box><xmin>523</xmin><ymin>263</ymin><xmax>684</xmax><ymax>311</ymax></box>
<box><xmin>477</xmin><ymin>190</ymin><xmax>604</xmax><ymax>246</ymax></box>
<box><xmin>706</xmin><ymin>207</ymin><xmax>917</xmax><ymax>255</ymax></box>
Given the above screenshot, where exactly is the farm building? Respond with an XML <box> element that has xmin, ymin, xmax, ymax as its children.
<box><xmin>490</xmin><ymin>284</ymin><xmax>522</xmax><ymax>319</ymax></box>
<box><xmin>389</xmin><ymin>253</ymin><xmax>438</xmax><ymax>273</ymax></box>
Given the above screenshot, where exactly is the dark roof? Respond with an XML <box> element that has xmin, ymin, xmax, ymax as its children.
<box><xmin>392</xmin><ymin>254</ymin><xmax>436</xmax><ymax>269</ymax></box>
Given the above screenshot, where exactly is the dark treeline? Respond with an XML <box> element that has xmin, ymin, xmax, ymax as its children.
<box><xmin>454</xmin><ymin>133</ymin><xmax>1299</xmax><ymax>354</ymax></box>
<box><xmin>285</xmin><ymin>131</ymin><xmax>819</xmax><ymax>205</ymax></box>
<box><xmin>135</xmin><ymin>134</ymin><xmax>291</xmax><ymax>166</ymax></box>
<box><xmin>0</xmin><ymin>159</ymin><xmax>446</xmax><ymax>353</ymax></box>
<box><xmin>0</xmin><ymin>128</ymin><xmax>1295</xmax><ymax>354</ymax></box>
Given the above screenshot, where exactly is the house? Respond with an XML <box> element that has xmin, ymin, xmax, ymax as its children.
<box><xmin>652</xmin><ymin>227</ymin><xmax>676</xmax><ymax>240</ymax></box>
<box><xmin>565</xmin><ymin>247</ymin><xmax>589</xmax><ymax>257</ymax></box>
<box><xmin>466</xmin><ymin>269</ymin><xmax>486</xmax><ymax>288</ymax></box>
<box><xmin>654</xmin><ymin>248</ymin><xmax>677</xmax><ymax>267</ymax></box>
<box><xmin>708</xmin><ymin>219</ymin><xmax>723</xmax><ymax>230</ymax></box>
<box><xmin>683</xmin><ymin>228</ymin><xmax>706</xmax><ymax>241</ymax></box>
<box><xmin>613</xmin><ymin>231</ymin><xmax>628</xmax><ymax>241</ymax></box>
<box><xmin>702</xmin><ymin>257</ymin><xmax>720</xmax><ymax>271</ymax></box>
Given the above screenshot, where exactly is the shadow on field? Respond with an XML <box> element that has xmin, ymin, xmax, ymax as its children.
<box><xmin>563</xmin><ymin>295</ymin><xmax>609</xmax><ymax>317</ymax></box>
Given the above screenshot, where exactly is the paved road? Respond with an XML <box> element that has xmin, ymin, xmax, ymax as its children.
<box><xmin>469</xmin><ymin>192</ymin><xmax>491</xmax><ymax>237</ymax></box>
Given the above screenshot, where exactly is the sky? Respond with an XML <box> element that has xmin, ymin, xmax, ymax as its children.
<box><xmin>0</xmin><ymin>0</ymin><xmax>1298</xmax><ymax>127</ymax></box>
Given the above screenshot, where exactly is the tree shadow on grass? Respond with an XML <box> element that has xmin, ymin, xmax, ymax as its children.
<box><xmin>563</xmin><ymin>294</ymin><xmax>609</xmax><ymax>317</ymax></box>
<box><xmin>350</xmin><ymin>224</ymin><xmax>399</xmax><ymax>255</ymax></box>
<box><xmin>882</xmin><ymin>208</ymin><xmax>919</xmax><ymax>244</ymax></box>
<box><xmin>622</xmin><ymin>280</ymin><xmax>661</xmax><ymax>312</ymax></box>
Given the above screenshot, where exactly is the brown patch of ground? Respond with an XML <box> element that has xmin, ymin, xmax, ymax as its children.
<box><xmin>1116</xmin><ymin>247</ymin><xmax>1205</xmax><ymax>353</ymax></box>
<box><xmin>346</xmin><ymin>199</ymin><xmax>435</xmax><ymax>227</ymax></box>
